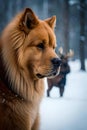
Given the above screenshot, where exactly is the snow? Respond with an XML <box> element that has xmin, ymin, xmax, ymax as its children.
<box><xmin>40</xmin><ymin>59</ymin><xmax>87</xmax><ymax>130</ymax></box>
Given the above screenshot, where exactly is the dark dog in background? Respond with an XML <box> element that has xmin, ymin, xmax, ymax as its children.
<box><xmin>47</xmin><ymin>48</ymin><xmax>74</xmax><ymax>97</ymax></box>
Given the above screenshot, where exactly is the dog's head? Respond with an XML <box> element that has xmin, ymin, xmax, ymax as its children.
<box><xmin>2</xmin><ymin>8</ymin><xmax>61</xmax><ymax>80</ymax></box>
<box><xmin>18</xmin><ymin>8</ymin><xmax>61</xmax><ymax>79</ymax></box>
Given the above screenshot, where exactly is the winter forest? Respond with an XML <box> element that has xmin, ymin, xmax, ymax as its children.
<box><xmin>0</xmin><ymin>0</ymin><xmax>87</xmax><ymax>130</ymax></box>
<box><xmin>0</xmin><ymin>0</ymin><xmax>87</xmax><ymax>70</ymax></box>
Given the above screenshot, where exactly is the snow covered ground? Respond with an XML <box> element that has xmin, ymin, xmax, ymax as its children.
<box><xmin>40</xmin><ymin>60</ymin><xmax>87</xmax><ymax>130</ymax></box>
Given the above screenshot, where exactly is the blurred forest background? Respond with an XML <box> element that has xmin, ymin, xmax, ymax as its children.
<box><xmin>0</xmin><ymin>0</ymin><xmax>87</xmax><ymax>70</ymax></box>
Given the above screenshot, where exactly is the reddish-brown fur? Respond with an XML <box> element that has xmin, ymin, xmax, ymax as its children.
<box><xmin>0</xmin><ymin>8</ymin><xmax>60</xmax><ymax>130</ymax></box>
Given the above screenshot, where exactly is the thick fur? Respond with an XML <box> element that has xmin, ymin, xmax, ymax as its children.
<box><xmin>0</xmin><ymin>8</ymin><xmax>60</xmax><ymax>130</ymax></box>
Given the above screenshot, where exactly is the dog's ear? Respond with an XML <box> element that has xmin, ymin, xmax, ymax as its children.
<box><xmin>20</xmin><ymin>8</ymin><xmax>39</xmax><ymax>32</ymax></box>
<box><xmin>45</xmin><ymin>16</ymin><xmax>56</xmax><ymax>30</ymax></box>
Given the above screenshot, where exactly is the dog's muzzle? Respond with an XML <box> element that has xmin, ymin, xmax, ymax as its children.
<box><xmin>47</xmin><ymin>57</ymin><xmax>61</xmax><ymax>77</ymax></box>
<box><xmin>36</xmin><ymin>58</ymin><xmax>61</xmax><ymax>79</ymax></box>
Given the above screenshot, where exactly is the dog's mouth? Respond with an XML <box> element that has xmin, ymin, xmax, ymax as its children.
<box><xmin>36</xmin><ymin>66</ymin><xmax>61</xmax><ymax>79</ymax></box>
<box><xmin>36</xmin><ymin>74</ymin><xmax>45</xmax><ymax>78</ymax></box>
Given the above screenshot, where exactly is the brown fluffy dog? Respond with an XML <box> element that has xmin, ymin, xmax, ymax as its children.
<box><xmin>0</xmin><ymin>8</ymin><xmax>61</xmax><ymax>130</ymax></box>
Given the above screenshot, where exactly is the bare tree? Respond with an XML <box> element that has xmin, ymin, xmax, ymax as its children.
<box><xmin>79</xmin><ymin>0</ymin><xmax>86</xmax><ymax>70</ymax></box>
<box><xmin>63</xmin><ymin>0</ymin><xmax>69</xmax><ymax>53</ymax></box>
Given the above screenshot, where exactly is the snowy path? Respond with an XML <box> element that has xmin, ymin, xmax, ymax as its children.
<box><xmin>40</xmin><ymin>60</ymin><xmax>87</xmax><ymax>130</ymax></box>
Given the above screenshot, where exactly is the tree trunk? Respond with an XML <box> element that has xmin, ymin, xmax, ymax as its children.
<box><xmin>79</xmin><ymin>0</ymin><xmax>86</xmax><ymax>71</ymax></box>
<box><xmin>63</xmin><ymin>0</ymin><xmax>69</xmax><ymax>53</ymax></box>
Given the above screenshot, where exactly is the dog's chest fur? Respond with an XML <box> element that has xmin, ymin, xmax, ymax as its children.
<box><xmin>0</xmin><ymin>79</ymin><xmax>43</xmax><ymax>130</ymax></box>
<box><xmin>0</xmin><ymin>53</ymin><xmax>44</xmax><ymax>130</ymax></box>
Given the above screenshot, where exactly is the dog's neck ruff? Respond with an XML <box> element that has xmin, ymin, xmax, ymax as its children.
<box><xmin>0</xmin><ymin>47</ymin><xmax>43</xmax><ymax>102</ymax></box>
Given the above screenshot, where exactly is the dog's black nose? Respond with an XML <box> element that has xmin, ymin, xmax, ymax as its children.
<box><xmin>51</xmin><ymin>58</ymin><xmax>61</xmax><ymax>67</ymax></box>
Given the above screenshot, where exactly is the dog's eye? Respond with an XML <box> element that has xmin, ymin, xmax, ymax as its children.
<box><xmin>37</xmin><ymin>43</ymin><xmax>44</xmax><ymax>50</ymax></box>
